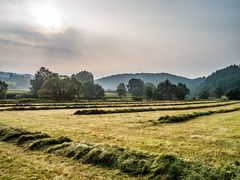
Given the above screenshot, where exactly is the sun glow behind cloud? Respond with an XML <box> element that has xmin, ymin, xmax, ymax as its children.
<box><xmin>0</xmin><ymin>0</ymin><xmax>239</xmax><ymax>77</ymax></box>
<box><xmin>30</xmin><ymin>2</ymin><xmax>67</xmax><ymax>33</ymax></box>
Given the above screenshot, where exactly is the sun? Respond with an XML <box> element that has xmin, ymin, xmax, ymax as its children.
<box><xmin>31</xmin><ymin>3</ymin><xmax>66</xmax><ymax>33</ymax></box>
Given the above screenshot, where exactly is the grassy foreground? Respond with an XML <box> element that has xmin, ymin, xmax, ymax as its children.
<box><xmin>0</xmin><ymin>100</ymin><xmax>239</xmax><ymax>179</ymax></box>
<box><xmin>1</xmin><ymin>125</ymin><xmax>239</xmax><ymax>179</ymax></box>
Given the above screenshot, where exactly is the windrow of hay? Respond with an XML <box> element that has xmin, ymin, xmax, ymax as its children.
<box><xmin>74</xmin><ymin>102</ymin><xmax>239</xmax><ymax>115</ymax></box>
<box><xmin>154</xmin><ymin>107</ymin><xmax>240</xmax><ymax>124</ymax></box>
<box><xmin>0</xmin><ymin>100</ymin><xmax>219</xmax><ymax>107</ymax></box>
<box><xmin>28</xmin><ymin>136</ymin><xmax>71</xmax><ymax>151</ymax></box>
<box><xmin>17</xmin><ymin>133</ymin><xmax>50</xmax><ymax>145</ymax></box>
<box><xmin>0</xmin><ymin>126</ymin><xmax>71</xmax><ymax>151</ymax></box>
<box><xmin>0</xmin><ymin>100</ymin><xmax>226</xmax><ymax>111</ymax></box>
<box><xmin>0</xmin><ymin>125</ymin><xmax>239</xmax><ymax>179</ymax></box>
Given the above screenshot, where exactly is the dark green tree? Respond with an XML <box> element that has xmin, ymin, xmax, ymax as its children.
<box><xmin>116</xmin><ymin>83</ymin><xmax>127</xmax><ymax>98</ymax></box>
<box><xmin>0</xmin><ymin>81</ymin><xmax>8</xmax><ymax>100</ymax></box>
<box><xmin>225</xmin><ymin>88</ymin><xmax>240</xmax><ymax>100</ymax></box>
<box><xmin>198</xmin><ymin>90</ymin><xmax>210</xmax><ymax>99</ymax></box>
<box><xmin>82</xmin><ymin>81</ymin><xmax>95</xmax><ymax>100</ymax></box>
<box><xmin>144</xmin><ymin>83</ymin><xmax>155</xmax><ymax>100</ymax></box>
<box><xmin>30</xmin><ymin>67</ymin><xmax>56</xmax><ymax>96</ymax></box>
<box><xmin>127</xmin><ymin>78</ymin><xmax>144</xmax><ymax>100</ymax></box>
<box><xmin>212</xmin><ymin>86</ymin><xmax>224</xmax><ymax>98</ymax></box>
<box><xmin>94</xmin><ymin>84</ymin><xmax>105</xmax><ymax>99</ymax></box>
<box><xmin>154</xmin><ymin>80</ymin><xmax>177</xmax><ymax>100</ymax></box>
<box><xmin>38</xmin><ymin>76</ymin><xmax>80</xmax><ymax>101</ymax></box>
<box><xmin>176</xmin><ymin>83</ymin><xmax>190</xmax><ymax>100</ymax></box>
<box><xmin>72</xmin><ymin>71</ymin><xmax>94</xmax><ymax>84</ymax></box>
<box><xmin>71</xmin><ymin>77</ymin><xmax>82</xmax><ymax>99</ymax></box>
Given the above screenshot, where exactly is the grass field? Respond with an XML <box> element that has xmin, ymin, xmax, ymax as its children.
<box><xmin>0</xmin><ymin>100</ymin><xmax>239</xmax><ymax>179</ymax></box>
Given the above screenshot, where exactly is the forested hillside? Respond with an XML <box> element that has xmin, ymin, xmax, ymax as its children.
<box><xmin>201</xmin><ymin>65</ymin><xmax>240</xmax><ymax>95</ymax></box>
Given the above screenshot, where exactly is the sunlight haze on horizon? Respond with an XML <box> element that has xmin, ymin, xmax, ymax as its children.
<box><xmin>0</xmin><ymin>0</ymin><xmax>239</xmax><ymax>78</ymax></box>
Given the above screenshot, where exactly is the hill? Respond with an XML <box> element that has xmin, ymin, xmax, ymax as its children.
<box><xmin>95</xmin><ymin>73</ymin><xmax>205</xmax><ymax>95</ymax></box>
<box><xmin>0</xmin><ymin>71</ymin><xmax>33</xmax><ymax>90</ymax></box>
<box><xmin>201</xmin><ymin>64</ymin><xmax>240</xmax><ymax>94</ymax></box>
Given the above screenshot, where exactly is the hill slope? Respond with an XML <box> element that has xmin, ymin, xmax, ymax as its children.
<box><xmin>0</xmin><ymin>71</ymin><xmax>33</xmax><ymax>90</ymax></box>
<box><xmin>95</xmin><ymin>73</ymin><xmax>205</xmax><ymax>95</ymax></box>
<box><xmin>201</xmin><ymin>64</ymin><xmax>240</xmax><ymax>93</ymax></box>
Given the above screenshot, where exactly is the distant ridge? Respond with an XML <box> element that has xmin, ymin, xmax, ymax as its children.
<box><xmin>95</xmin><ymin>72</ymin><xmax>205</xmax><ymax>95</ymax></box>
<box><xmin>0</xmin><ymin>71</ymin><xmax>33</xmax><ymax>90</ymax></box>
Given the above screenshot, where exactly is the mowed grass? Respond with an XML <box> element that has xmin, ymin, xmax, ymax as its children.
<box><xmin>0</xmin><ymin>101</ymin><xmax>239</xmax><ymax>171</ymax></box>
<box><xmin>0</xmin><ymin>142</ymin><xmax>136</xmax><ymax>179</ymax></box>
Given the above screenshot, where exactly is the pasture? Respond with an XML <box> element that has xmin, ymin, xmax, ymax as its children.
<box><xmin>0</xmin><ymin>100</ymin><xmax>239</xmax><ymax>179</ymax></box>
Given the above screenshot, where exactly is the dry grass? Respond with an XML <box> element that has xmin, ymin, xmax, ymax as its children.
<box><xmin>0</xmin><ymin>142</ymin><xmax>138</xmax><ymax>179</ymax></box>
<box><xmin>0</xmin><ymin>101</ymin><xmax>239</xmax><ymax>170</ymax></box>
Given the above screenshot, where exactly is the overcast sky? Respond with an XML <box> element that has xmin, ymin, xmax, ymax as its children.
<box><xmin>0</xmin><ymin>0</ymin><xmax>239</xmax><ymax>78</ymax></box>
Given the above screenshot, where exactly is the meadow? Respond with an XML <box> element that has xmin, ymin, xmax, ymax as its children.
<box><xmin>0</xmin><ymin>100</ymin><xmax>239</xmax><ymax>179</ymax></box>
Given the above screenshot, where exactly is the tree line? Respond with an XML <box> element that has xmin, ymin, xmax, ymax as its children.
<box><xmin>0</xmin><ymin>66</ymin><xmax>240</xmax><ymax>101</ymax></box>
<box><xmin>116</xmin><ymin>79</ymin><xmax>190</xmax><ymax>100</ymax></box>
<box><xmin>30</xmin><ymin>67</ymin><xmax>104</xmax><ymax>101</ymax></box>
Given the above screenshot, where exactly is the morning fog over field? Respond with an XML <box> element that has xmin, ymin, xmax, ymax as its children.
<box><xmin>0</xmin><ymin>0</ymin><xmax>239</xmax><ymax>179</ymax></box>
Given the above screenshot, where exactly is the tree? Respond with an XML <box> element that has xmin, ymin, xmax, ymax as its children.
<box><xmin>71</xmin><ymin>77</ymin><xmax>82</xmax><ymax>99</ymax></box>
<box><xmin>225</xmin><ymin>88</ymin><xmax>240</xmax><ymax>100</ymax></box>
<box><xmin>0</xmin><ymin>81</ymin><xmax>8</xmax><ymax>100</ymax></box>
<box><xmin>38</xmin><ymin>76</ymin><xmax>81</xmax><ymax>101</ymax></box>
<box><xmin>72</xmin><ymin>71</ymin><xmax>94</xmax><ymax>84</ymax></box>
<box><xmin>94</xmin><ymin>84</ymin><xmax>105</xmax><ymax>99</ymax></box>
<box><xmin>127</xmin><ymin>78</ymin><xmax>144</xmax><ymax>100</ymax></box>
<box><xmin>176</xmin><ymin>83</ymin><xmax>190</xmax><ymax>100</ymax></box>
<box><xmin>30</xmin><ymin>67</ymin><xmax>56</xmax><ymax>96</ymax></box>
<box><xmin>198</xmin><ymin>90</ymin><xmax>210</xmax><ymax>99</ymax></box>
<box><xmin>154</xmin><ymin>80</ymin><xmax>177</xmax><ymax>100</ymax></box>
<box><xmin>144</xmin><ymin>83</ymin><xmax>155</xmax><ymax>100</ymax></box>
<box><xmin>116</xmin><ymin>83</ymin><xmax>126</xmax><ymax>98</ymax></box>
<box><xmin>82</xmin><ymin>81</ymin><xmax>95</xmax><ymax>100</ymax></box>
<box><xmin>212</xmin><ymin>86</ymin><xmax>224</xmax><ymax>98</ymax></box>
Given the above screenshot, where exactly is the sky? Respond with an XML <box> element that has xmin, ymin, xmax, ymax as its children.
<box><xmin>0</xmin><ymin>0</ymin><xmax>239</xmax><ymax>79</ymax></box>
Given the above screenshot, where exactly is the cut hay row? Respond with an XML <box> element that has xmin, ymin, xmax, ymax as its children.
<box><xmin>153</xmin><ymin>107</ymin><xmax>240</xmax><ymax>124</ymax></box>
<box><xmin>0</xmin><ymin>125</ymin><xmax>239</xmax><ymax>179</ymax></box>
<box><xmin>74</xmin><ymin>102</ymin><xmax>239</xmax><ymax>115</ymax></box>
<box><xmin>0</xmin><ymin>100</ymin><xmax>218</xmax><ymax>107</ymax></box>
<box><xmin>0</xmin><ymin>100</ymin><xmax>224</xmax><ymax>110</ymax></box>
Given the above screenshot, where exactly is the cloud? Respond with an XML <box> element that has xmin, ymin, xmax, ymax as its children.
<box><xmin>0</xmin><ymin>0</ymin><xmax>239</xmax><ymax>78</ymax></box>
